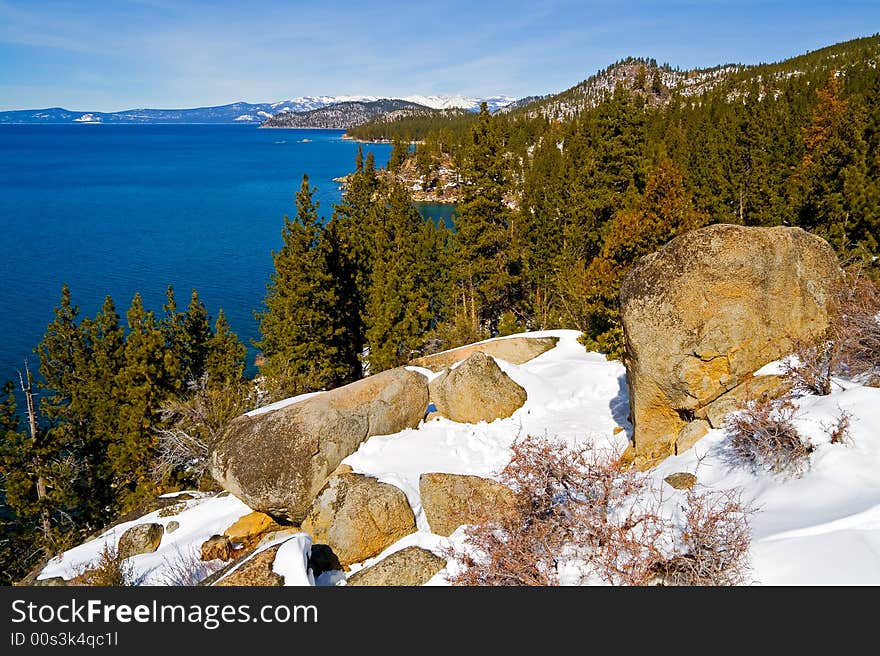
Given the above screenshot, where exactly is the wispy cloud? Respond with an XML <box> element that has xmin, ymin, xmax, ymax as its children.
<box><xmin>1</xmin><ymin>0</ymin><xmax>877</xmax><ymax>110</ymax></box>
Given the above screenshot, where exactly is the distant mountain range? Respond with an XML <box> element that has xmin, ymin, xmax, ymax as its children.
<box><xmin>0</xmin><ymin>94</ymin><xmax>516</xmax><ymax>125</ymax></box>
<box><xmin>260</xmin><ymin>99</ymin><xmax>435</xmax><ymax>130</ymax></box>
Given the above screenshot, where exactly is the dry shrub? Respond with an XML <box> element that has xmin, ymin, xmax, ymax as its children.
<box><xmin>153</xmin><ymin>373</ymin><xmax>250</xmax><ymax>485</ymax></box>
<box><xmin>156</xmin><ymin>545</ymin><xmax>226</xmax><ymax>586</ymax></box>
<box><xmin>445</xmin><ymin>436</ymin><xmax>752</xmax><ymax>586</ymax></box>
<box><xmin>725</xmin><ymin>398</ymin><xmax>813</xmax><ymax>478</ymax></box>
<box><xmin>824</xmin><ymin>408</ymin><xmax>853</xmax><ymax>445</ymax></box>
<box><xmin>783</xmin><ymin>340</ymin><xmax>835</xmax><ymax>396</ymax></box>
<box><xmin>831</xmin><ymin>268</ymin><xmax>880</xmax><ymax>382</ymax></box>
<box><xmin>783</xmin><ymin>270</ymin><xmax>880</xmax><ymax>394</ymax></box>
<box><xmin>650</xmin><ymin>488</ymin><xmax>751</xmax><ymax>586</ymax></box>
<box><xmin>157</xmin><ymin>501</ymin><xmax>188</xmax><ymax>518</ymax></box>
<box><xmin>75</xmin><ymin>544</ymin><xmax>136</xmax><ymax>587</ymax></box>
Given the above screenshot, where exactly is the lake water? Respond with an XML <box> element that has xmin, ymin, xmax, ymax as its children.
<box><xmin>0</xmin><ymin>124</ymin><xmax>452</xmax><ymax>382</ymax></box>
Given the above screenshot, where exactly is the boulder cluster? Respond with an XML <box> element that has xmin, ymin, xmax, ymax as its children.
<box><xmin>205</xmin><ymin>338</ymin><xmax>544</xmax><ymax>583</ymax></box>
<box><xmin>206</xmin><ymin>223</ymin><xmax>844</xmax><ymax>582</ymax></box>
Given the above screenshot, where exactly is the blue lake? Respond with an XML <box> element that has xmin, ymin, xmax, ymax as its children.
<box><xmin>0</xmin><ymin>124</ymin><xmax>454</xmax><ymax>382</ymax></box>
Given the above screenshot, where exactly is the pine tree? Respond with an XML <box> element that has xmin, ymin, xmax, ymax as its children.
<box><xmin>388</xmin><ymin>137</ymin><xmax>409</xmax><ymax>173</ymax></box>
<box><xmin>256</xmin><ymin>175</ymin><xmax>351</xmax><ymax>398</ymax></box>
<box><xmin>0</xmin><ymin>382</ymin><xmax>40</xmax><ymax>583</ymax></box>
<box><xmin>577</xmin><ymin>160</ymin><xmax>707</xmax><ymax>356</ymax></box>
<box><xmin>160</xmin><ymin>286</ymin><xmax>186</xmax><ymax>395</ymax></box>
<box><xmin>181</xmin><ymin>289</ymin><xmax>212</xmax><ymax>381</ymax></box>
<box><xmin>454</xmin><ymin>102</ymin><xmax>523</xmax><ymax>333</ymax></box>
<box><xmin>795</xmin><ymin>72</ymin><xmax>874</xmax><ymax>254</ymax></box>
<box><xmin>205</xmin><ymin>310</ymin><xmax>246</xmax><ymax>387</ymax></box>
<box><xmin>364</xmin><ymin>183</ymin><xmax>446</xmax><ymax>371</ymax></box>
<box><xmin>76</xmin><ymin>295</ymin><xmax>125</xmax><ymax>519</ymax></box>
<box><xmin>111</xmin><ymin>293</ymin><xmax>168</xmax><ymax>508</ymax></box>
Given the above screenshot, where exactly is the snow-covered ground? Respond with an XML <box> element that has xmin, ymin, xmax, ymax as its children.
<box><xmin>38</xmin><ymin>330</ymin><xmax>880</xmax><ymax>585</ymax></box>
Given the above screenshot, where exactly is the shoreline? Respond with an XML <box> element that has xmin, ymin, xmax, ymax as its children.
<box><xmin>341</xmin><ymin>133</ymin><xmax>424</xmax><ymax>145</ymax></box>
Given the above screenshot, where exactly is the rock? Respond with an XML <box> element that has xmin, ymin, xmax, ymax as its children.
<box><xmin>210</xmin><ymin>367</ymin><xmax>429</xmax><ymax>522</ymax></box>
<box><xmin>33</xmin><ymin>577</ymin><xmax>67</xmax><ymax>587</ymax></box>
<box><xmin>428</xmin><ymin>352</ymin><xmax>527</xmax><ymax>424</ymax></box>
<box><xmin>301</xmin><ymin>473</ymin><xmax>416</xmax><ymax>566</ymax></box>
<box><xmin>117</xmin><ymin>523</ymin><xmax>164</xmax><ymax>559</ymax></box>
<box><xmin>411</xmin><ymin>336</ymin><xmax>559</xmax><ymax>372</ymax></box>
<box><xmin>346</xmin><ymin>547</ymin><xmax>447</xmax><ymax>586</ymax></box>
<box><xmin>200</xmin><ymin>535</ymin><xmax>235</xmax><ymax>562</ymax></box>
<box><xmin>675</xmin><ymin>419</ymin><xmax>710</xmax><ymax>455</ymax></box>
<box><xmin>620</xmin><ymin>225</ymin><xmax>841</xmax><ymax>466</ymax></box>
<box><xmin>165</xmin><ymin>521</ymin><xmax>180</xmax><ymax>533</ymax></box>
<box><xmin>308</xmin><ymin>544</ymin><xmax>343</xmax><ymax>578</ymax></box>
<box><xmin>664</xmin><ymin>472</ymin><xmax>698</xmax><ymax>490</ymax></box>
<box><xmin>256</xmin><ymin>528</ymin><xmax>303</xmax><ymax>549</ymax></box>
<box><xmin>698</xmin><ymin>374</ymin><xmax>792</xmax><ymax>429</ymax></box>
<box><xmin>214</xmin><ymin>546</ymin><xmax>284</xmax><ymax>586</ymax></box>
<box><xmin>158</xmin><ymin>501</ymin><xmax>187</xmax><ymax>517</ymax></box>
<box><xmin>419</xmin><ymin>473</ymin><xmax>519</xmax><ymax>537</ymax></box>
<box><xmin>223</xmin><ymin>511</ymin><xmax>281</xmax><ymax>545</ymax></box>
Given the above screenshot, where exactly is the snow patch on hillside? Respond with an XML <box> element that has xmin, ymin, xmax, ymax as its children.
<box><xmin>37</xmin><ymin>330</ymin><xmax>880</xmax><ymax>586</ymax></box>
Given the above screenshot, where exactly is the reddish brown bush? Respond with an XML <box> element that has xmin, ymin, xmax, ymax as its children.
<box><xmin>74</xmin><ymin>544</ymin><xmax>136</xmax><ymax>587</ymax></box>
<box><xmin>783</xmin><ymin>271</ymin><xmax>880</xmax><ymax>394</ymax></box>
<box><xmin>725</xmin><ymin>398</ymin><xmax>813</xmax><ymax>478</ymax></box>
<box><xmin>824</xmin><ymin>408</ymin><xmax>853</xmax><ymax>445</ymax></box>
<box><xmin>444</xmin><ymin>436</ymin><xmax>753</xmax><ymax>586</ymax></box>
<box><xmin>649</xmin><ymin>488</ymin><xmax>752</xmax><ymax>586</ymax></box>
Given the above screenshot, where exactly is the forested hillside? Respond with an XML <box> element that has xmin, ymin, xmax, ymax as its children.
<box><xmin>346</xmin><ymin>33</ymin><xmax>880</xmax><ymax>355</ymax></box>
<box><xmin>0</xmin><ymin>288</ymin><xmax>248</xmax><ymax>583</ymax></box>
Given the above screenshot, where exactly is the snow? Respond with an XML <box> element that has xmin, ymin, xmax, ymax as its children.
<box><xmin>344</xmin><ymin>330</ymin><xmax>629</xmax><ymax>537</ymax></box>
<box><xmin>38</xmin><ymin>493</ymin><xmax>254</xmax><ymax>585</ymax></box>
<box><xmin>38</xmin><ymin>329</ymin><xmax>880</xmax><ymax>585</ymax></box>
<box><xmin>649</xmin><ymin>382</ymin><xmax>880</xmax><ymax>585</ymax></box>
<box><xmin>342</xmin><ymin>329</ymin><xmax>880</xmax><ymax>585</ymax></box>
<box><xmin>266</xmin><ymin>94</ymin><xmax>516</xmax><ymax>114</ymax></box>
<box><xmin>245</xmin><ymin>390</ymin><xmax>323</xmax><ymax>416</ymax></box>
<box><xmin>272</xmin><ymin>534</ymin><xmax>315</xmax><ymax>586</ymax></box>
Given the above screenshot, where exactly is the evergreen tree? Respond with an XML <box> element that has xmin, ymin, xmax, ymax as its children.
<box><xmin>0</xmin><ymin>382</ymin><xmax>40</xmax><ymax>583</ymax></box>
<box><xmin>111</xmin><ymin>293</ymin><xmax>168</xmax><ymax>508</ymax></box>
<box><xmin>388</xmin><ymin>137</ymin><xmax>409</xmax><ymax>173</ymax></box>
<box><xmin>76</xmin><ymin>295</ymin><xmax>125</xmax><ymax>519</ymax></box>
<box><xmin>364</xmin><ymin>184</ymin><xmax>446</xmax><ymax>371</ymax></box>
<box><xmin>256</xmin><ymin>175</ymin><xmax>352</xmax><ymax>398</ymax></box>
<box><xmin>794</xmin><ymin>72</ymin><xmax>875</xmax><ymax>253</ymax></box>
<box><xmin>181</xmin><ymin>289</ymin><xmax>212</xmax><ymax>381</ymax></box>
<box><xmin>205</xmin><ymin>310</ymin><xmax>246</xmax><ymax>387</ymax></box>
<box><xmin>454</xmin><ymin>102</ymin><xmax>523</xmax><ymax>333</ymax></box>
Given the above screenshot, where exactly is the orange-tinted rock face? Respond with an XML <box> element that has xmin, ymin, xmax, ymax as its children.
<box><xmin>620</xmin><ymin>224</ymin><xmax>842</xmax><ymax>466</ymax></box>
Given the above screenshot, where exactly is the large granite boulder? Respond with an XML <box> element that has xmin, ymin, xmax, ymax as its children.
<box><xmin>117</xmin><ymin>523</ymin><xmax>164</xmax><ymax>559</ymax></box>
<box><xmin>301</xmin><ymin>473</ymin><xmax>416</xmax><ymax>566</ymax></box>
<box><xmin>428</xmin><ymin>352</ymin><xmax>527</xmax><ymax>424</ymax></box>
<box><xmin>346</xmin><ymin>547</ymin><xmax>447</xmax><ymax>586</ymax></box>
<box><xmin>213</xmin><ymin>546</ymin><xmax>285</xmax><ymax>586</ymax></box>
<box><xmin>210</xmin><ymin>367</ymin><xmax>429</xmax><ymax>522</ymax></box>
<box><xmin>419</xmin><ymin>472</ymin><xmax>519</xmax><ymax>536</ymax></box>
<box><xmin>620</xmin><ymin>224</ymin><xmax>842</xmax><ymax>466</ymax></box>
<box><xmin>411</xmin><ymin>336</ymin><xmax>559</xmax><ymax>372</ymax></box>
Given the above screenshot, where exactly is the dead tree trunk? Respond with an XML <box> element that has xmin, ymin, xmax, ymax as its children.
<box><xmin>18</xmin><ymin>364</ymin><xmax>52</xmax><ymax>554</ymax></box>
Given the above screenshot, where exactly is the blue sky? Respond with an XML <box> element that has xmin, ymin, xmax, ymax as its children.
<box><xmin>0</xmin><ymin>0</ymin><xmax>877</xmax><ymax>111</ymax></box>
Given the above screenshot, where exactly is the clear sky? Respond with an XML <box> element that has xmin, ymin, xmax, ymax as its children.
<box><xmin>1</xmin><ymin>0</ymin><xmax>877</xmax><ymax>111</ymax></box>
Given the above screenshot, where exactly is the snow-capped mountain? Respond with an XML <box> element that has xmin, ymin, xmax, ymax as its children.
<box><xmin>0</xmin><ymin>95</ymin><xmax>517</xmax><ymax>124</ymax></box>
<box><xmin>269</xmin><ymin>94</ymin><xmax>516</xmax><ymax>113</ymax></box>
